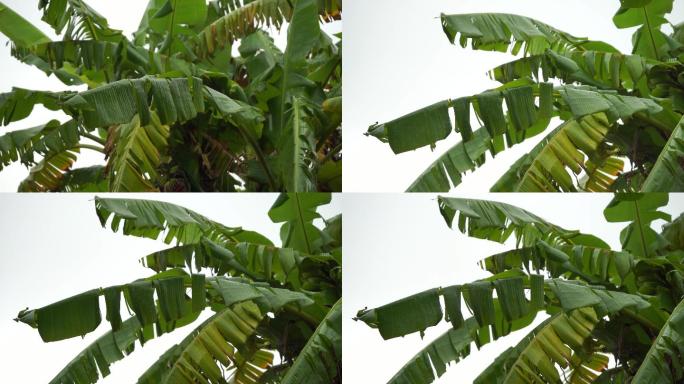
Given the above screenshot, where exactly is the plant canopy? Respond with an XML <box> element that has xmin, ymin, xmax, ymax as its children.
<box><xmin>15</xmin><ymin>193</ymin><xmax>342</xmax><ymax>383</ymax></box>
<box><xmin>356</xmin><ymin>193</ymin><xmax>684</xmax><ymax>384</ymax></box>
<box><xmin>367</xmin><ymin>1</ymin><xmax>683</xmax><ymax>192</ymax></box>
<box><xmin>0</xmin><ymin>0</ymin><xmax>342</xmax><ymax>192</ymax></box>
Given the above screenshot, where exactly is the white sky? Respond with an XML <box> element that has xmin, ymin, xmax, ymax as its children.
<box><xmin>0</xmin><ymin>193</ymin><xmax>341</xmax><ymax>383</ymax></box>
<box><xmin>343</xmin><ymin>193</ymin><xmax>684</xmax><ymax>383</ymax></box>
<box><xmin>343</xmin><ymin>0</ymin><xmax>684</xmax><ymax>192</ymax></box>
<box><xmin>0</xmin><ymin>0</ymin><xmax>341</xmax><ymax>191</ymax></box>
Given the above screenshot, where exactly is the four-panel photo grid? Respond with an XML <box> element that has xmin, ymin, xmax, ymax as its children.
<box><xmin>1</xmin><ymin>0</ymin><xmax>684</xmax><ymax>383</ymax></box>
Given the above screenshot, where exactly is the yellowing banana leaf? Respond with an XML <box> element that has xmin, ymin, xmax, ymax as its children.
<box><xmin>17</xmin><ymin>148</ymin><xmax>79</xmax><ymax>192</ymax></box>
<box><xmin>474</xmin><ymin>308</ymin><xmax>603</xmax><ymax>384</ymax></box>
<box><xmin>106</xmin><ymin>113</ymin><xmax>169</xmax><ymax>192</ymax></box>
<box><xmin>137</xmin><ymin>301</ymin><xmax>271</xmax><ymax>384</ymax></box>
<box><xmin>195</xmin><ymin>0</ymin><xmax>341</xmax><ymax>58</ymax></box>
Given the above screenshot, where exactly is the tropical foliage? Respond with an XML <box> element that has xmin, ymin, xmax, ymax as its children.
<box><xmin>0</xmin><ymin>0</ymin><xmax>341</xmax><ymax>192</ymax></box>
<box><xmin>356</xmin><ymin>193</ymin><xmax>684</xmax><ymax>383</ymax></box>
<box><xmin>366</xmin><ymin>1</ymin><xmax>683</xmax><ymax>192</ymax></box>
<box><xmin>15</xmin><ymin>193</ymin><xmax>342</xmax><ymax>383</ymax></box>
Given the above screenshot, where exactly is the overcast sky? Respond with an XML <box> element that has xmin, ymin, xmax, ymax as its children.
<box><xmin>343</xmin><ymin>193</ymin><xmax>684</xmax><ymax>383</ymax></box>
<box><xmin>343</xmin><ymin>0</ymin><xmax>684</xmax><ymax>192</ymax></box>
<box><xmin>0</xmin><ymin>0</ymin><xmax>341</xmax><ymax>191</ymax></box>
<box><xmin>0</xmin><ymin>193</ymin><xmax>341</xmax><ymax>383</ymax></box>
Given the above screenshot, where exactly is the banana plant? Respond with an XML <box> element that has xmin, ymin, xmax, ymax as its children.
<box><xmin>366</xmin><ymin>1</ymin><xmax>683</xmax><ymax>192</ymax></box>
<box><xmin>14</xmin><ymin>193</ymin><xmax>342</xmax><ymax>383</ymax></box>
<box><xmin>356</xmin><ymin>193</ymin><xmax>684</xmax><ymax>383</ymax></box>
<box><xmin>0</xmin><ymin>0</ymin><xmax>341</xmax><ymax>192</ymax></box>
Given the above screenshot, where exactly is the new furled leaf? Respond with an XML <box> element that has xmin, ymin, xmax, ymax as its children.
<box><xmin>279</xmin><ymin>97</ymin><xmax>318</xmax><ymax>192</ymax></box>
<box><xmin>47</xmin><ymin>317</ymin><xmax>143</xmax><ymax>384</ymax></box>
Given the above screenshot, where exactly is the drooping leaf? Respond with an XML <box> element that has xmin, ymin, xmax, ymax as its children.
<box><xmin>141</xmin><ymin>238</ymin><xmax>335</xmax><ymax>290</ymax></box>
<box><xmin>367</xmin><ymin>101</ymin><xmax>452</xmax><ymax>154</ymax></box>
<box><xmin>0</xmin><ymin>119</ymin><xmax>81</xmax><ymax>171</ymax></box>
<box><xmin>369</xmin><ymin>83</ymin><xmax>554</xmax><ymax>156</ymax></box>
<box><xmin>0</xmin><ymin>88</ymin><xmax>65</xmax><ymax>126</ymax></box>
<box><xmin>438</xmin><ymin>196</ymin><xmax>609</xmax><ymax>248</ymax></box>
<box><xmin>94</xmin><ymin>197</ymin><xmax>272</xmax><ymax>245</ymax></box>
<box><xmin>490</xmin><ymin>49</ymin><xmax>648</xmax><ymax>92</ymax></box>
<box><xmin>17</xmin><ymin>270</ymin><xmax>315</xmax><ymax>343</ymax></box>
<box><xmin>384</xmin><ymin>318</ymin><xmax>482</xmax><ymax>384</ymax></box>
<box><xmin>11</xmin><ymin>39</ymin><xmax>148</xmax><ymax>87</ymax></box>
<box><xmin>441</xmin><ymin>13</ymin><xmax>618</xmax><ymax>56</ymax></box>
<box><xmin>357</xmin><ymin>276</ymin><xmax>546</xmax><ymax>341</ymax></box>
<box><xmin>17</xmin><ymin>289</ymin><xmax>102</xmax><ymax>343</ymax></box>
<box><xmin>38</xmin><ymin>0</ymin><xmax>123</xmax><ymax>40</ymax></box>
<box><xmin>0</xmin><ymin>1</ymin><xmax>51</xmax><ymax>48</ymax></box>
<box><xmin>66</xmin><ymin>77</ymin><xmax>205</xmax><ymax>129</ymax></box>
<box><xmin>47</xmin><ymin>317</ymin><xmax>143</xmax><ymax>384</ymax></box>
